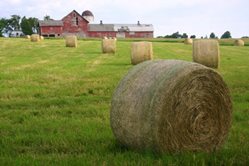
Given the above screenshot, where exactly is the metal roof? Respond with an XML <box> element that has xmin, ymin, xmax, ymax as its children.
<box><xmin>88</xmin><ymin>24</ymin><xmax>114</xmax><ymax>32</ymax></box>
<box><xmin>114</xmin><ymin>24</ymin><xmax>153</xmax><ymax>32</ymax></box>
<box><xmin>88</xmin><ymin>24</ymin><xmax>153</xmax><ymax>32</ymax></box>
<box><xmin>38</xmin><ymin>20</ymin><xmax>63</xmax><ymax>26</ymax></box>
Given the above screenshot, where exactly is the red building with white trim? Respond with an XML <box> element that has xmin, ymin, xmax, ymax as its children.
<box><xmin>38</xmin><ymin>10</ymin><xmax>154</xmax><ymax>38</ymax></box>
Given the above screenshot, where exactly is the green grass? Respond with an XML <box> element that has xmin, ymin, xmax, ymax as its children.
<box><xmin>0</xmin><ymin>38</ymin><xmax>249</xmax><ymax>165</ymax></box>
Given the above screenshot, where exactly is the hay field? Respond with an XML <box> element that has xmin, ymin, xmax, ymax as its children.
<box><xmin>0</xmin><ymin>38</ymin><xmax>249</xmax><ymax>165</ymax></box>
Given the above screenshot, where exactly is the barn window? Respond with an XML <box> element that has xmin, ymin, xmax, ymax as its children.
<box><xmin>76</xmin><ymin>17</ymin><xmax>79</xmax><ymax>25</ymax></box>
<box><xmin>73</xmin><ymin>13</ymin><xmax>76</xmax><ymax>17</ymax></box>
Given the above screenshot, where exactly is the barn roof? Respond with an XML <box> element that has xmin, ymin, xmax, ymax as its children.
<box><xmin>88</xmin><ymin>23</ymin><xmax>153</xmax><ymax>32</ymax></box>
<box><xmin>88</xmin><ymin>24</ymin><xmax>114</xmax><ymax>32</ymax></box>
<box><xmin>114</xmin><ymin>24</ymin><xmax>153</xmax><ymax>32</ymax></box>
<box><xmin>38</xmin><ymin>20</ymin><xmax>63</xmax><ymax>26</ymax></box>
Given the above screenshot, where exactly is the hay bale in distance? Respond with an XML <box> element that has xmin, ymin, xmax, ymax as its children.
<box><xmin>65</xmin><ymin>35</ymin><xmax>77</xmax><ymax>47</ymax></box>
<box><xmin>131</xmin><ymin>42</ymin><xmax>153</xmax><ymax>65</ymax></box>
<box><xmin>30</xmin><ymin>34</ymin><xmax>40</xmax><ymax>42</ymax></box>
<box><xmin>111</xmin><ymin>60</ymin><xmax>232</xmax><ymax>153</ymax></box>
<box><xmin>26</xmin><ymin>35</ymin><xmax>31</xmax><ymax>39</ymax></box>
<box><xmin>184</xmin><ymin>38</ymin><xmax>193</xmax><ymax>45</ymax></box>
<box><xmin>40</xmin><ymin>36</ymin><xmax>44</xmax><ymax>40</ymax></box>
<box><xmin>102</xmin><ymin>38</ymin><xmax>116</xmax><ymax>53</ymax></box>
<box><xmin>234</xmin><ymin>39</ymin><xmax>244</xmax><ymax>46</ymax></box>
<box><xmin>193</xmin><ymin>39</ymin><xmax>220</xmax><ymax>68</ymax></box>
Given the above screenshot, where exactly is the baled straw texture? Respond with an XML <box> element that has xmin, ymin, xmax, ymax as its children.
<box><xmin>65</xmin><ymin>35</ymin><xmax>77</xmax><ymax>47</ymax></box>
<box><xmin>193</xmin><ymin>39</ymin><xmax>220</xmax><ymax>68</ymax></box>
<box><xmin>102</xmin><ymin>38</ymin><xmax>116</xmax><ymax>53</ymax></box>
<box><xmin>184</xmin><ymin>38</ymin><xmax>193</xmax><ymax>45</ymax></box>
<box><xmin>131</xmin><ymin>42</ymin><xmax>153</xmax><ymax>65</ymax></box>
<box><xmin>111</xmin><ymin>60</ymin><xmax>232</xmax><ymax>153</ymax></box>
<box><xmin>234</xmin><ymin>39</ymin><xmax>244</xmax><ymax>46</ymax></box>
<box><xmin>30</xmin><ymin>34</ymin><xmax>40</xmax><ymax>42</ymax></box>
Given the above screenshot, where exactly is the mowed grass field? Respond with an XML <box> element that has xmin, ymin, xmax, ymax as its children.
<box><xmin>0</xmin><ymin>38</ymin><xmax>249</xmax><ymax>165</ymax></box>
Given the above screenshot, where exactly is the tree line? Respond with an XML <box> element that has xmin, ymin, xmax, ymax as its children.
<box><xmin>0</xmin><ymin>15</ymin><xmax>39</xmax><ymax>37</ymax></box>
<box><xmin>0</xmin><ymin>14</ymin><xmax>53</xmax><ymax>37</ymax></box>
<box><xmin>157</xmin><ymin>31</ymin><xmax>234</xmax><ymax>39</ymax></box>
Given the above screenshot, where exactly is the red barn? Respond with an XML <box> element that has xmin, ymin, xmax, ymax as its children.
<box><xmin>38</xmin><ymin>10</ymin><xmax>154</xmax><ymax>38</ymax></box>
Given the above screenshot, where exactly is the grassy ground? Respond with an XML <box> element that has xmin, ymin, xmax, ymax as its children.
<box><xmin>0</xmin><ymin>38</ymin><xmax>249</xmax><ymax>165</ymax></box>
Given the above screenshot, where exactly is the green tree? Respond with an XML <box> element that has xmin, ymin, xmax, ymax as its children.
<box><xmin>182</xmin><ymin>33</ymin><xmax>188</xmax><ymax>38</ymax></box>
<box><xmin>210</xmin><ymin>32</ymin><xmax>216</xmax><ymax>39</ymax></box>
<box><xmin>21</xmin><ymin>17</ymin><xmax>32</xmax><ymax>35</ymax></box>
<box><xmin>21</xmin><ymin>17</ymin><xmax>39</xmax><ymax>35</ymax></box>
<box><xmin>171</xmin><ymin>31</ymin><xmax>181</xmax><ymax>38</ymax></box>
<box><xmin>44</xmin><ymin>15</ymin><xmax>51</xmax><ymax>21</ymax></box>
<box><xmin>9</xmin><ymin>15</ymin><xmax>21</xmax><ymax>30</ymax></box>
<box><xmin>29</xmin><ymin>17</ymin><xmax>39</xmax><ymax>33</ymax></box>
<box><xmin>221</xmin><ymin>31</ymin><xmax>232</xmax><ymax>39</ymax></box>
<box><xmin>0</xmin><ymin>18</ymin><xmax>8</xmax><ymax>36</ymax></box>
<box><xmin>190</xmin><ymin>35</ymin><xmax>196</xmax><ymax>39</ymax></box>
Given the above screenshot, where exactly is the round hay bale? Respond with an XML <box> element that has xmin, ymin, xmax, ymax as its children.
<box><xmin>102</xmin><ymin>38</ymin><xmax>116</xmax><ymax>53</ymax></box>
<box><xmin>40</xmin><ymin>35</ymin><xmax>44</xmax><ymax>40</ymax></box>
<box><xmin>131</xmin><ymin>42</ymin><xmax>153</xmax><ymax>65</ymax></box>
<box><xmin>184</xmin><ymin>38</ymin><xmax>193</xmax><ymax>45</ymax></box>
<box><xmin>234</xmin><ymin>39</ymin><xmax>244</xmax><ymax>46</ymax></box>
<box><xmin>30</xmin><ymin>34</ymin><xmax>40</xmax><ymax>42</ymax></box>
<box><xmin>193</xmin><ymin>39</ymin><xmax>220</xmax><ymax>68</ymax></box>
<box><xmin>111</xmin><ymin>60</ymin><xmax>232</xmax><ymax>153</ymax></box>
<box><xmin>65</xmin><ymin>35</ymin><xmax>77</xmax><ymax>47</ymax></box>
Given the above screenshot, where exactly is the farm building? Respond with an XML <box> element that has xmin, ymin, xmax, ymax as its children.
<box><xmin>38</xmin><ymin>10</ymin><xmax>154</xmax><ymax>38</ymax></box>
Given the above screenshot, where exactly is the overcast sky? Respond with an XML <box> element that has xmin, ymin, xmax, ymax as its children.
<box><xmin>0</xmin><ymin>0</ymin><xmax>248</xmax><ymax>38</ymax></box>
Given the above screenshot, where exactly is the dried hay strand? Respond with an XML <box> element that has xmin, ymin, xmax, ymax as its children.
<box><xmin>30</xmin><ymin>34</ymin><xmax>40</xmax><ymax>42</ymax></box>
<box><xmin>111</xmin><ymin>60</ymin><xmax>232</xmax><ymax>153</ymax></box>
<box><xmin>234</xmin><ymin>39</ymin><xmax>244</xmax><ymax>46</ymax></box>
<box><xmin>65</xmin><ymin>35</ymin><xmax>77</xmax><ymax>47</ymax></box>
<box><xmin>102</xmin><ymin>38</ymin><xmax>116</xmax><ymax>53</ymax></box>
<box><xmin>184</xmin><ymin>38</ymin><xmax>193</xmax><ymax>45</ymax></box>
<box><xmin>193</xmin><ymin>39</ymin><xmax>220</xmax><ymax>68</ymax></box>
<box><xmin>131</xmin><ymin>42</ymin><xmax>153</xmax><ymax>65</ymax></box>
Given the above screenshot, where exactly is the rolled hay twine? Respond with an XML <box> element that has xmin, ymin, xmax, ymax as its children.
<box><xmin>30</xmin><ymin>34</ymin><xmax>40</xmax><ymax>42</ymax></box>
<box><xmin>193</xmin><ymin>39</ymin><xmax>220</xmax><ymax>68</ymax></box>
<box><xmin>184</xmin><ymin>38</ymin><xmax>193</xmax><ymax>45</ymax></box>
<box><xmin>65</xmin><ymin>35</ymin><xmax>77</xmax><ymax>47</ymax></box>
<box><xmin>110</xmin><ymin>60</ymin><xmax>232</xmax><ymax>153</ymax></box>
<box><xmin>234</xmin><ymin>39</ymin><xmax>244</xmax><ymax>46</ymax></box>
<box><xmin>102</xmin><ymin>38</ymin><xmax>116</xmax><ymax>53</ymax></box>
<box><xmin>131</xmin><ymin>42</ymin><xmax>153</xmax><ymax>65</ymax></box>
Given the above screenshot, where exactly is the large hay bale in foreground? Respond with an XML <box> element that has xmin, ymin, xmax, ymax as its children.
<box><xmin>102</xmin><ymin>38</ymin><xmax>116</xmax><ymax>53</ymax></box>
<box><xmin>111</xmin><ymin>60</ymin><xmax>232</xmax><ymax>153</ymax></box>
<box><xmin>184</xmin><ymin>38</ymin><xmax>193</xmax><ymax>45</ymax></box>
<box><xmin>65</xmin><ymin>35</ymin><xmax>77</xmax><ymax>47</ymax></box>
<box><xmin>30</xmin><ymin>34</ymin><xmax>40</xmax><ymax>42</ymax></box>
<box><xmin>131</xmin><ymin>42</ymin><xmax>153</xmax><ymax>65</ymax></box>
<box><xmin>234</xmin><ymin>39</ymin><xmax>244</xmax><ymax>46</ymax></box>
<box><xmin>193</xmin><ymin>39</ymin><xmax>220</xmax><ymax>68</ymax></box>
